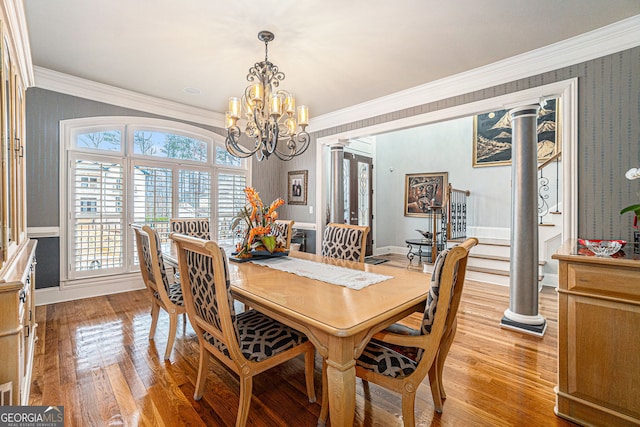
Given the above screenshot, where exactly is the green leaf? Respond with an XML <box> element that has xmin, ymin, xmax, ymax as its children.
<box><xmin>261</xmin><ymin>235</ymin><xmax>277</xmax><ymax>253</ymax></box>
<box><xmin>620</xmin><ymin>204</ymin><xmax>640</xmax><ymax>215</ymax></box>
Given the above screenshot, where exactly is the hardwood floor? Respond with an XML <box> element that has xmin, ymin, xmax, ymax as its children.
<box><xmin>30</xmin><ymin>256</ymin><xmax>578</xmax><ymax>426</ymax></box>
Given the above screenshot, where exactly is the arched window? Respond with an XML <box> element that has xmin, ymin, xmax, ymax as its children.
<box><xmin>60</xmin><ymin>117</ymin><xmax>250</xmax><ymax>281</ymax></box>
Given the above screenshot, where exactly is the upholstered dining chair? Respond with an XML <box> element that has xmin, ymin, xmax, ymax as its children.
<box><xmin>321</xmin><ymin>223</ymin><xmax>370</xmax><ymax>263</ymax></box>
<box><xmin>132</xmin><ymin>224</ymin><xmax>187</xmax><ymax>361</ymax></box>
<box><xmin>273</xmin><ymin>219</ymin><xmax>295</xmax><ymax>249</ymax></box>
<box><xmin>170</xmin><ymin>233</ymin><xmax>317</xmax><ymax>427</ymax></box>
<box><xmin>319</xmin><ymin>237</ymin><xmax>477</xmax><ymax>426</ymax></box>
<box><xmin>169</xmin><ymin>217</ymin><xmax>211</xmax><ymax>239</ymax></box>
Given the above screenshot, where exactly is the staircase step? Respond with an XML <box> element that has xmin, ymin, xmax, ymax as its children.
<box><xmin>538</xmin><ymin>223</ymin><xmax>555</xmax><ymax>227</ymax></box>
<box><xmin>467</xmin><ymin>265</ymin><xmax>544</xmax><ymax>281</ymax></box>
<box><xmin>468</xmin><ymin>266</ymin><xmax>509</xmax><ymax>277</ymax></box>
<box><xmin>477</xmin><ymin>238</ymin><xmax>510</xmax><ymax>246</ymax></box>
<box><xmin>469</xmin><ymin>253</ymin><xmax>546</xmax><ymax>266</ymax></box>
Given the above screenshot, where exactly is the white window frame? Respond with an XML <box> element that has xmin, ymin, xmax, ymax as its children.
<box><xmin>60</xmin><ymin>116</ymin><xmax>250</xmax><ymax>285</ymax></box>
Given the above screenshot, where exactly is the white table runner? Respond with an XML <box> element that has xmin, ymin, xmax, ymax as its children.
<box><xmin>250</xmin><ymin>257</ymin><xmax>393</xmax><ymax>290</ymax></box>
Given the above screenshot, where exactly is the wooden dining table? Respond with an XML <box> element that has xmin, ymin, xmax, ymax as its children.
<box><xmin>163</xmin><ymin>247</ymin><xmax>428</xmax><ymax>427</ymax></box>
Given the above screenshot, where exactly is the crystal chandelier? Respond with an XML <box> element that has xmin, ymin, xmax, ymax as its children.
<box><xmin>225</xmin><ymin>31</ymin><xmax>310</xmax><ymax>161</ymax></box>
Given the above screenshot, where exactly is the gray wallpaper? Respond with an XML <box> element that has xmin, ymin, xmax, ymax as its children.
<box><xmin>25</xmin><ymin>46</ymin><xmax>640</xmax><ymax>289</ymax></box>
<box><xmin>291</xmin><ymin>46</ymin><xmax>640</xmax><ymax>244</ymax></box>
<box><xmin>25</xmin><ymin>88</ymin><xmax>231</xmax><ymax>226</ymax></box>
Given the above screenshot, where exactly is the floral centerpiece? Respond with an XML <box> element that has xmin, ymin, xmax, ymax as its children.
<box><xmin>231</xmin><ymin>187</ymin><xmax>286</xmax><ymax>258</ymax></box>
<box><xmin>620</xmin><ymin>167</ymin><xmax>640</xmax><ymax>228</ymax></box>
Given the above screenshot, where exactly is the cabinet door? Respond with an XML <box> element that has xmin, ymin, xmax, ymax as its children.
<box><xmin>1</xmin><ymin>36</ymin><xmax>13</xmax><ymax>259</ymax></box>
<box><xmin>13</xmin><ymin>70</ymin><xmax>24</xmax><ymax>244</ymax></box>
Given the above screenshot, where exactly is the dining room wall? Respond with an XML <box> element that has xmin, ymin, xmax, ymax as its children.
<box><xmin>25</xmin><ymin>46</ymin><xmax>640</xmax><ymax>290</ymax></box>
<box><xmin>25</xmin><ymin>87</ymin><xmax>280</xmax><ymax>289</ymax></box>
<box><xmin>374</xmin><ymin>116</ymin><xmax>512</xmax><ymax>248</ymax></box>
<box><xmin>289</xmin><ymin>46</ymin><xmax>640</xmax><ymax>246</ymax></box>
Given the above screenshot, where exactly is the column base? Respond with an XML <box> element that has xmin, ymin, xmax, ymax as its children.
<box><xmin>500</xmin><ymin>316</ymin><xmax>547</xmax><ymax>337</ymax></box>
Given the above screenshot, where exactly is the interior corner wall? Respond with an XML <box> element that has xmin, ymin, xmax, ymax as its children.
<box><xmin>278</xmin><ymin>135</ymin><xmax>317</xmax><ymax>224</ymax></box>
<box><xmin>308</xmin><ymin>46</ymin><xmax>640</xmax><ymax>244</ymax></box>
<box><xmin>24</xmin><ymin>87</ymin><xmax>230</xmax><ymax>288</ymax></box>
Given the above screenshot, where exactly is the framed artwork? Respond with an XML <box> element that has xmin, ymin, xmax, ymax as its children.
<box><xmin>287</xmin><ymin>170</ymin><xmax>308</xmax><ymax>205</ymax></box>
<box><xmin>404</xmin><ymin>172</ymin><xmax>448</xmax><ymax>217</ymax></box>
<box><xmin>473</xmin><ymin>98</ymin><xmax>560</xmax><ymax>167</ymax></box>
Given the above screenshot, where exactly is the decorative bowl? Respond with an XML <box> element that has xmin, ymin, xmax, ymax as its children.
<box><xmin>578</xmin><ymin>238</ymin><xmax>626</xmax><ymax>248</ymax></box>
<box><xmin>582</xmin><ymin>239</ymin><xmax>623</xmax><ymax>257</ymax></box>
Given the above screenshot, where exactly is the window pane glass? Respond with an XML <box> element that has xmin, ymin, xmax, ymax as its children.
<box><xmin>217</xmin><ymin>173</ymin><xmax>247</xmax><ymax>251</ymax></box>
<box><xmin>178</xmin><ymin>169</ymin><xmax>211</xmax><ymax>218</ymax></box>
<box><xmin>343</xmin><ymin>158</ymin><xmax>350</xmax><ymax>223</ymax></box>
<box><xmin>133</xmin><ymin>130</ymin><xmax>208</xmax><ymax>162</ymax></box>
<box><xmin>75</xmin><ymin>130</ymin><xmax>121</xmax><ymax>151</ymax></box>
<box><xmin>133</xmin><ymin>166</ymin><xmax>172</xmax><ymax>245</ymax></box>
<box><xmin>71</xmin><ymin>159</ymin><xmax>124</xmax><ymax>272</ymax></box>
<box><xmin>215</xmin><ymin>146</ymin><xmax>241</xmax><ymax>167</ymax></box>
<box><xmin>358</xmin><ymin>161</ymin><xmax>370</xmax><ymax>226</ymax></box>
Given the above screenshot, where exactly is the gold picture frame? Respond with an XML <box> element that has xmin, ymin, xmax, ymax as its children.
<box><xmin>473</xmin><ymin>98</ymin><xmax>560</xmax><ymax>167</ymax></box>
<box><xmin>404</xmin><ymin>172</ymin><xmax>448</xmax><ymax>217</ymax></box>
<box><xmin>287</xmin><ymin>170</ymin><xmax>308</xmax><ymax>205</ymax></box>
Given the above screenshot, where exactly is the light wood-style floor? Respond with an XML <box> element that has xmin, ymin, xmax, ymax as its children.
<box><xmin>30</xmin><ymin>254</ymin><xmax>578</xmax><ymax>426</ymax></box>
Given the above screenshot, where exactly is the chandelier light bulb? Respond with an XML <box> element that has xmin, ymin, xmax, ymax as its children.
<box><xmin>297</xmin><ymin>105</ymin><xmax>309</xmax><ymax>126</ymax></box>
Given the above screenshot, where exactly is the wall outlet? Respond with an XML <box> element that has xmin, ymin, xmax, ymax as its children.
<box><xmin>309</xmin><ymin>205</ymin><xmax>313</xmax><ymax>214</ymax></box>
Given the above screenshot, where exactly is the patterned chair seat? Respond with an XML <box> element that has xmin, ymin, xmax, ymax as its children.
<box><xmin>323</xmin><ymin>238</ymin><xmax>478</xmax><ymax>427</ymax></box>
<box><xmin>203</xmin><ymin>309</ymin><xmax>308</xmax><ymax>362</ymax></box>
<box><xmin>153</xmin><ymin>282</ymin><xmax>184</xmax><ymax>306</ymax></box>
<box><xmin>357</xmin><ymin>341</ymin><xmax>418</xmax><ymax>379</ymax></box>
<box><xmin>170</xmin><ymin>233</ymin><xmax>317</xmax><ymax>425</ymax></box>
<box><xmin>132</xmin><ymin>223</ymin><xmax>188</xmax><ymax>361</ymax></box>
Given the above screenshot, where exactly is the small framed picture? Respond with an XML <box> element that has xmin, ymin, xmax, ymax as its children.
<box><xmin>287</xmin><ymin>170</ymin><xmax>308</xmax><ymax>205</ymax></box>
<box><xmin>404</xmin><ymin>172</ymin><xmax>448</xmax><ymax>217</ymax></box>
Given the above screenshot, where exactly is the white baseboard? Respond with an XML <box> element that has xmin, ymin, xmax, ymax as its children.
<box><xmin>374</xmin><ymin>246</ymin><xmax>407</xmax><ymax>256</ymax></box>
<box><xmin>541</xmin><ymin>273</ymin><xmax>558</xmax><ymax>287</ymax></box>
<box><xmin>36</xmin><ymin>274</ymin><xmax>145</xmax><ymax>305</ymax></box>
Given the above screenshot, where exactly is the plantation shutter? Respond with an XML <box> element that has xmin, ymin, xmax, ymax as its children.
<box><xmin>217</xmin><ymin>172</ymin><xmax>247</xmax><ymax>249</ymax></box>
<box><xmin>69</xmin><ymin>157</ymin><xmax>125</xmax><ymax>277</ymax></box>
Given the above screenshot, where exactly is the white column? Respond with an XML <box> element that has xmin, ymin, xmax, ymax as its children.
<box><xmin>501</xmin><ymin>104</ymin><xmax>547</xmax><ymax>336</ymax></box>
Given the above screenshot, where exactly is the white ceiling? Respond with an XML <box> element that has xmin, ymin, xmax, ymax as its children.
<box><xmin>23</xmin><ymin>1</ymin><xmax>640</xmax><ymax>118</ymax></box>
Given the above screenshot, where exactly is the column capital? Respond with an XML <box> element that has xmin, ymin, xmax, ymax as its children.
<box><xmin>321</xmin><ymin>138</ymin><xmax>351</xmax><ymax>149</ymax></box>
<box><xmin>509</xmin><ymin>104</ymin><xmax>539</xmax><ymax>119</ymax></box>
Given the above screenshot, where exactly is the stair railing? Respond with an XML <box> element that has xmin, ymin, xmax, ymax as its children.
<box><xmin>537</xmin><ymin>152</ymin><xmax>561</xmax><ymax>224</ymax></box>
<box><xmin>447</xmin><ymin>183</ymin><xmax>470</xmax><ymax>240</ymax></box>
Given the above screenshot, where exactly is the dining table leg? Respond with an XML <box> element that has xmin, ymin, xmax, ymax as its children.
<box><xmin>326</xmin><ymin>335</ymin><xmax>357</xmax><ymax>427</ymax></box>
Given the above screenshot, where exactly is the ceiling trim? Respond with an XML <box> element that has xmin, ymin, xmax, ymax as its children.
<box><xmin>30</xmin><ymin>15</ymin><xmax>639</xmax><ymax>132</ymax></box>
<box><xmin>33</xmin><ymin>66</ymin><xmax>226</xmax><ymax>127</ymax></box>
<box><xmin>309</xmin><ymin>14</ymin><xmax>640</xmax><ymax>132</ymax></box>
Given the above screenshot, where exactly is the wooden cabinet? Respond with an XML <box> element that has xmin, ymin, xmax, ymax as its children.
<box><xmin>553</xmin><ymin>240</ymin><xmax>640</xmax><ymax>426</ymax></box>
<box><xmin>0</xmin><ymin>240</ymin><xmax>36</xmax><ymax>405</ymax></box>
<box><xmin>0</xmin><ymin>2</ymin><xmax>36</xmax><ymax>406</ymax></box>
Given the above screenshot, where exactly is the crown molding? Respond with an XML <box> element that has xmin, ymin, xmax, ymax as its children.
<box><xmin>309</xmin><ymin>14</ymin><xmax>640</xmax><ymax>132</ymax></box>
<box><xmin>33</xmin><ymin>66</ymin><xmax>226</xmax><ymax>127</ymax></box>
<box><xmin>29</xmin><ymin>14</ymin><xmax>640</xmax><ymax>132</ymax></box>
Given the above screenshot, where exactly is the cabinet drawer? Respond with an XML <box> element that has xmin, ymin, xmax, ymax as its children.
<box><xmin>567</xmin><ymin>263</ymin><xmax>640</xmax><ymax>302</ymax></box>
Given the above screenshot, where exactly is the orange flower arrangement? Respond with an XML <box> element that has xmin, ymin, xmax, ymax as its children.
<box><xmin>231</xmin><ymin>187</ymin><xmax>286</xmax><ymax>258</ymax></box>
